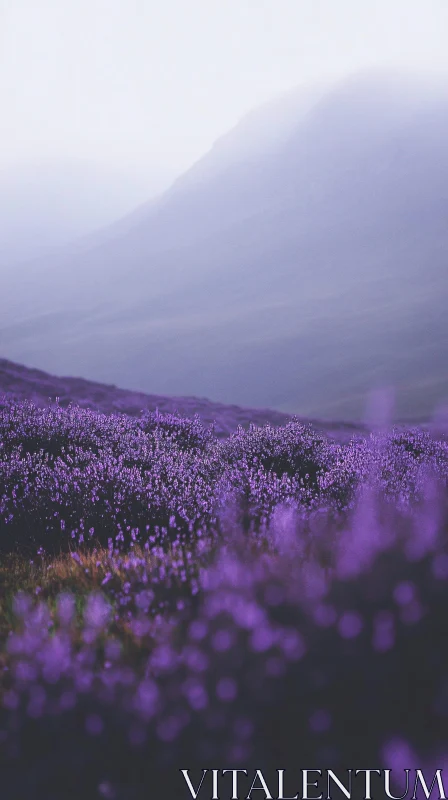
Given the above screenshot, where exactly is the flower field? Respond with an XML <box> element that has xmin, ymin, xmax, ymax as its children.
<box><xmin>1</xmin><ymin>399</ymin><xmax>448</xmax><ymax>798</ymax></box>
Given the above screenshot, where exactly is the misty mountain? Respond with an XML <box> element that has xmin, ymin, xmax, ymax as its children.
<box><xmin>1</xmin><ymin>71</ymin><xmax>448</xmax><ymax>421</ymax></box>
<box><xmin>0</xmin><ymin>158</ymin><xmax>176</xmax><ymax>265</ymax></box>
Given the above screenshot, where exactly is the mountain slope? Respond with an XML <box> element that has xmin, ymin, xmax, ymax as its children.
<box><xmin>1</xmin><ymin>71</ymin><xmax>448</xmax><ymax>421</ymax></box>
<box><xmin>0</xmin><ymin>358</ymin><xmax>370</xmax><ymax>439</ymax></box>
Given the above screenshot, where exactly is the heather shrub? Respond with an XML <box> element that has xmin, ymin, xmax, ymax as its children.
<box><xmin>0</xmin><ymin>400</ymin><xmax>135</xmax><ymax>458</ymax></box>
<box><xmin>138</xmin><ymin>409</ymin><xmax>215</xmax><ymax>452</ymax></box>
<box><xmin>219</xmin><ymin>418</ymin><xmax>332</xmax><ymax>484</ymax></box>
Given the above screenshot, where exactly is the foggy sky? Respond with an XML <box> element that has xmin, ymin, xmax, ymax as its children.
<box><xmin>1</xmin><ymin>0</ymin><xmax>448</xmax><ymax>177</ymax></box>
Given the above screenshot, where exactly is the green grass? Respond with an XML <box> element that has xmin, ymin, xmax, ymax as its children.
<box><xmin>0</xmin><ymin>542</ymin><xmax>203</xmax><ymax>683</ymax></box>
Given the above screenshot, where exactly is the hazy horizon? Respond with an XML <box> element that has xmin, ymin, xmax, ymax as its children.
<box><xmin>2</xmin><ymin>0</ymin><xmax>448</xmax><ymax>180</ymax></box>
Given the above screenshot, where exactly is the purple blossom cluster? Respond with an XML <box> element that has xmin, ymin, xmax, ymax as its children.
<box><xmin>1</xmin><ymin>400</ymin><xmax>448</xmax><ymax>797</ymax></box>
<box><xmin>0</xmin><ymin>400</ymin><xmax>224</xmax><ymax>552</ymax></box>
